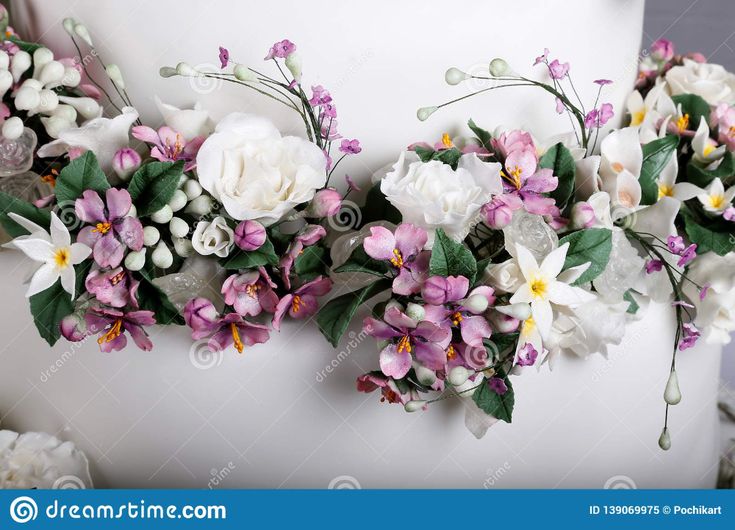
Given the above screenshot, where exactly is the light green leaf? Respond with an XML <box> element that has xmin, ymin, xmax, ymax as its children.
<box><xmin>559</xmin><ymin>228</ymin><xmax>612</xmax><ymax>285</ymax></box>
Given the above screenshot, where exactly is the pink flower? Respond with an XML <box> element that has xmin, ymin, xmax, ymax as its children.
<box><xmin>533</xmin><ymin>48</ymin><xmax>549</xmax><ymax>66</ymax></box>
<box><xmin>487</xmin><ymin>377</ymin><xmax>508</xmax><ymax>395</ymax></box>
<box><xmin>548</xmin><ymin>59</ymin><xmax>570</xmax><ymax>79</ymax></box>
<box><xmin>650</xmin><ymin>39</ymin><xmax>675</xmax><ymax>62</ymax></box>
<box><xmin>85</xmin><ymin>267</ymin><xmax>139</xmax><ymax>308</ymax></box>
<box><xmin>584</xmin><ymin>103</ymin><xmax>614</xmax><ymax>129</ymax></box>
<box><xmin>264</xmin><ymin>39</ymin><xmax>296</xmax><ymax>60</ymax></box>
<box><xmin>570</xmin><ymin>201</ymin><xmax>596</xmax><ymax>229</ymax></box>
<box><xmin>678</xmin><ymin>322</ymin><xmax>700</xmax><ymax>350</ymax></box>
<box><xmin>309</xmin><ymin>85</ymin><xmax>332</xmax><ymax>107</ymax></box>
<box><xmin>209</xmin><ymin>313</ymin><xmax>271</xmax><ymax>353</ymax></box>
<box><xmin>356</xmin><ymin>372</ymin><xmax>418</xmax><ymax>405</ymax></box>
<box><xmin>272</xmin><ymin>276</ymin><xmax>334</xmax><ymax>331</ymax></box>
<box><xmin>345</xmin><ymin>174</ymin><xmax>361</xmax><ymax>193</ymax></box>
<box><xmin>221</xmin><ymin>268</ymin><xmax>279</xmax><ymax>317</ymax></box>
<box><xmin>677</xmin><ymin>244</ymin><xmax>697</xmax><ymax>268</ymax></box>
<box><xmin>724</xmin><ymin>206</ymin><xmax>735</xmax><ymax>222</ymax></box>
<box><xmin>234</xmin><ymin>220</ymin><xmax>267</xmax><ymax>251</ymax></box>
<box><xmin>131</xmin><ymin>125</ymin><xmax>204</xmax><ymax>172</ymax></box>
<box><xmin>555</xmin><ymin>97</ymin><xmax>565</xmax><ymax>114</ymax></box>
<box><xmin>218</xmin><ymin>46</ymin><xmax>229</xmax><ymax>69</ymax></box>
<box><xmin>594</xmin><ymin>79</ymin><xmax>613</xmax><ymax>86</ymax></box>
<box><xmin>516</xmin><ymin>343</ymin><xmax>538</xmax><ymax>367</ymax></box>
<box><xmin>184</xmin><ymin>298</ymin><xmax>220</xmax><ymax>340</ymax></box>
<box><xmin>645</xmin><ymin>259</ymin><xmax>664</xmax><ymax>274</ymax></box>
<box><xmin>339</xmin><ymin>138</ymin><xmax>362</xmax><ymax>154</ymax></box>
<box><xmin>279</xmin><ymin>224</ymin><xmax>327</xmax><ymax>289</ymax></box>
<box><xmin>667</xmin><ymin>235</ymin><xmax>686</xmax><ymax>254</ymax></box>
<box><xmin>307</xmin><ymin>188</ymin><xmax>342</xmax><ymax>217</ymax></box>
<box><xmin>499</xmin><ymin>149</ymin><xmax>559</xmax><ymax>217</ymax></box>
<box><xmin>483</xmin><ymin>194</ymin><xmax>523</xmax><ymax>229</ymax></box>
<box><xmin>85</xmin><ymin>307</ymin><xmax>156</xmax><ymax>352</ymax></box>
<box><xmin>491</xmin><ymin>129</ymin><xmax>535</xmax><ymax>160</ymax></box>
<box><xmin>364</xmin><ymin>224</ymin><xmax>430</xmax><ymax>296</ymax></box>
<box><xmin>711</xmin><ymin>103</ymin><xmax>735</xmax><ymax>151</ymax></box>
<box><xmin>112</xmin><ymin>147</ymin><xmax>141</xmax><ymax>180</ymax></box>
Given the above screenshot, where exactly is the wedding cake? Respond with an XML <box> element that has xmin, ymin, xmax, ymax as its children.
<box><xmin>1</xmin><ymin>0</ymin><xmax>723</xmax><ymax>488</ymax></box>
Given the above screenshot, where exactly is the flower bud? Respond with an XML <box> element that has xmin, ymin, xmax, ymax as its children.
<box><xmin>151</xmin><ymin>241</ymin><xmax>173</xmax><ymax>268</ymax></box>
<box><xmin>0</xmin><ymin>70</ymin><xmax>13</xmax><ymax>99</ymax></box>
<box><xmin>40</xmin><ymin>116</ymin><xmax>72</xmax><ymax>139</ymax></box>
<box><xmin>658</xmin><ymin>427</ymin><xmax>671</xmax><ymax>451</ymax></box>
<box><xmin>404</xmin><ymin>400</ymin><xmax>428</xmax><ymax>413</ymax></box>
<box><xmin>2</xmin><ymin>117</ymin><xmax>24</xmax><ymax>140</ymax></box>
<box><xmin>414</xmin><ymin>364</ymin><xmax>436</xmax><ymax>386</ymax></box>
<box><xmin>464</xmin><ymin>294</ymin><xmax>489</xmax><ymax>314</ymax></box>
<box><xmin>105</xmin><ymin>64</ymin><xmax>125</xmax><ymax>90</ymax></box>
<box><xmin>416</xmin><ymin>106</ymin><xmax>438</xmax><ymax>122</ymax></box>
<box><xmin>448</xmin><ymin>366</ymin><xmax>470</xmax><ymax>387</ymax></box>
<box><xmin>663</xmin><ymin>370</ymin><xmax>681</xmax><ymax>405</ymax></box>
<box><xmin>489</xmin><ymin>312</ymin><xmax>520</xmax><ymax>334</ymax></box>
<box><xmin>650</xmin><ymin>39</ymin><xmax>674</xmax><ymax>62</ymax></box>
<box><xmin>32</xmin><ymin>47</ymin><xmax>54</xmax><ymax>78</ymax></box>
<box><xmin>0</xmin><ymin>50</ymin><xmax>8</xmax><ymax>71</ymax></box>
<box><xmin>143</xmin><ymin>226</ymin><xmax>160</xmax><ymax>246</ymax></box>
<box><xmin>483</xmin><ymin>198</ymin><xmax>514</xmax><ymax>229</ymax></box>
<box><xmin>489</xmin><ymin>58</ymin><xmax>509</xmax><ymax>77</ymax></box>
<box><xmin>233</xmin><ymin>64</ymin><xmax>257</xmax><ymax>82</ymax></box>
<box><xmin>169</xmin><ymin>217</ymin><xmax>189</xmax><ymax>238</ymax></box>
<box><xmin>495</xmin><ymin>303</ymin><xmax>531</xmax><ymax>321</ymax></box>
<box><xmin>150</xmin><ymin>204</ymin><xmax>174</xmax><ymax>224</ymax></box>
<box><xmin>176</xmin><ymin>62</ymin><xmax>198</xmax><ymax>76</ymax></box>
<box><xmin>38</xmin><ymin>60</ymin><xmax>65</xmax><ymax>87</ymax></box>
<box><xmin>307</xmin><ymin>188</ymin><xmax>341</xmax><ymax>217</ymax></box>
<box><xmin>112</xmin><ymin>148</ymin><xmax>141</xmax><ymax>180</ymax></box>
<box><xmin>285</xmin><ymin>52</ymin><xmax>302</xmax><ymax>82</ymax></box>
<box><xmin>14</xmin><ymin>86</ymin><xmax>40</xmax><ymax>111</ymax></box>
<box><xmin>62</xmin><ymin>67</ymin><xmax>81</xmax><ymax>88</ymax></box>
<box><xmin>60</xmin><ymin>312</ymin><xmax>87</xmax><ymax>342</ymax></box>
<box><xmin>124</xmin><ymin>248</ymin><xmax>146</xmax><ymax>271</ymax></box>
<box><xmin>62</xmin><ymin>18</ymin><xmax>76</xmax><ymax>36</ymax></box>
<box><xmin>128</xmin><ymin>204</ymin><xmax>137</xmax><ymax>217</ymax></box>
<box><xmin>74</xmin><ymin>23</ymin><xmax>94</xmax><ymax>47</ymax></box>
<box><xmin>159</xmin><ymin>66</ymin><xmax>178</xmax><ymax>78</ymax></box>
<box><xmin>183</xmin><ymin>179</ymin><xmax>203</xmax><ymax>200</ymax></box>
<box><xmin>405</xmin><ymin>302</ymin><xmax>425</xmax><ymax>322</ymax></box>
<box><xmin>10</xmin><ymin>51</ymin><xmax>32</xmax><ymax>83</ymax></box>
<box><xmin>168</xmin><ymin>189</ymin><xmax>188</xmax><ymax>212</ymax></box>
<box><xmin>36</xmin><ymin>89</ymin><xmax>59</xmax><ymax>114</ymax></box>
<box><xmin>234</xmin><ymin>220</ymin><xmax>266</xmax><ymax>251</ymax></box>
<box><xmin>184</xmin><ymin>195</ymin><xmax>213</xmax><ymax>216</ymax></box>
<box><xmin>172</xmin><ymin>237</ymin><xmax>194</xmax><ymax>257</ymax></box>
<box><xmin>570</xmin><ymin>201</ymin><xmax>596</xmax><ymax>229</ymax></box>
<box><xmin>58</xmin><ymin>96</ymin><xmax>100</xmax><ymax>120</ymax></box>
<box><xmin>385</xmin><ymin>299</ymin><xmax>404</xmax><ymax>313</ymax></box>
<box><xmin>445</xmin><ymin>67</ymin><xmax>469</xmax><ymax>85</ymax></box>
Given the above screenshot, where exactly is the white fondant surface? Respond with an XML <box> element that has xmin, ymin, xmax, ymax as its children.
<box><xmin>0</xmin><ymin>250</ymin><xmax>721</xmax><ymax>488</ymax></box>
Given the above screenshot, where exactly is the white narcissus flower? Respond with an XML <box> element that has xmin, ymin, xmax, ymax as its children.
<box><xmin>4</xmin><ymin>212</ymin><xmax>91</xmax><ymax>299</ymax></box>
<box><xmin>0</xmin><ymin>430</ymin><xmax>93</xmax><ymax>489</ymax></box>
<box><xmin>665</xmin><ymin>58</ymin><xmax>735</xmax><ymax>106</ymax></box>
<box><xmin>154</xmin><ymin>96</ymin><xmax>213</xmax><ymax>141</ymax></box>
<box><xmin>380</xmin><ymin>151</ymin><xmax>503</xmax><ymax>243</ymax></box>
<box><xmin>196</xmin><ymin>113</ymin><xmax>327</xmax><ymax>225</ymax></box>
<box><xmin>509</xmin><ymin>242</ymin><xmax>596</xmax><ymax>339</ymax></box>
<box><xmin>626</xmin><ymin>82</ymin><xmax>666</xmax><ymax>129</ymax></box>
<box><xmin>598</xmin><ymin>127</ymin><xmax>643</xmax><ymax>212</ymax></box>
<box><xmin>697</xmin><ymin>178</ymin><xmax>735</xmax><ymax>215</ymax></box>
<box><xmin>692</xmin><ymin>117</ymin><xmax>727</xmax><ymax>166</ymax></box>
<box><xmin>37</xmin><ymin>106</ymin><xmax>139</xmax><ymax>172</ymax></box>
<box><xmin>191</xmin><ymin>216</ymin><xmax>235</xmax><ymax>258</ymax></box>
<box><xmin>683</xmin><ymin>252</ymin><xmax>735</xmax><ymax>344</ymax></box>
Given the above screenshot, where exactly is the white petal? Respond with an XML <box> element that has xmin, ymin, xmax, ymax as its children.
<box><xmin>547</xmin><ymin>281</ymin><xmax>596</xmax><ymax>306</ymax></box>
<box><xmin>12</xmin><ymin>237</ymin><xmax>55</xmax><ymax>262</ymax></box>
<box><xmin>60</xmin><ymin>266</ymin><xmax>76</xmax><ymax>298</ymax></box>
<box><xmin>7</xmin><ymin>212</ymin><xmax>47</xmax><ymax>237</ymax></box>
<box><xmin>69</xmin><ymin>242</ymin><xmax>92</xmax><ymax>264</ymax></box>
<box><xmin>514</xmin><ymin>243</ymin><xmax>539</xmax><ymax>280</ymax></box>
<box><xmin>673</xmin><ymin>182</ymin><xmax>704</xmax><ymax>201</ymax></box>
<box><xmin>557</xmin><ymin>262</ymin><xmax>591</xmax><ymax>284</ymax></box>
<box><xmin>708</xmin><ymin>177</ymin><xmax>725</xmax><ymax>196</ymax></box>
<box><xmin>509</xmin><ymin>284</ymin><xmax>533</xmax><ymax>304</ymax></box>
<box><xmin>540</xmin><ymin>242</ymin><xmax>569</xmax><ymax>279</ymax></box>
<box><xmin>531</xmin><ymin>299</ymin><xmax>553</xmax><ymax>339</ymax></box>
<box><xmin>49</xmin><ymin>211</ymin><xmax>70</xmax><ymax>247</ymax></box>
<box><xmin>26</xmin><ymin>263</ymin><xmax>59</xmax><ymax>297</ymax></box>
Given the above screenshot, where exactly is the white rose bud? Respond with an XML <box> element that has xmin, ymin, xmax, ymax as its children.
<box><xmin>151</xmin><ymin>242</ymin><xmax>173</xmax><ymax>269</ymax></box>
<box><xmin>73</xmin><ymin>23</ymin><xmax>94</xmax><ymax>47</ymax></box>
<box><xmin>169</xmin><ymin>217</ymin><xmax>189</xmax><ymax>238</ymax></box>
<box><xmin>416</xmin><ymin>106</ymin><xmax>438</xmax><ymax>122</ymax></box>
<box><xmin>191</xmin><ymin>216</ymin><xmax>235</xmax><ymax>258</ymax></box>
<box><xmin>233</xmin><ymin>64</ymin><xmax>257</xmax><ymax>82</ymax></box>
<box><xmin>404</xmin><ymin>400</ymin><xmax>427</xmax><ymax>413</ymax></box>
<box><xmin>2</xmin><ymin>117</ymin><xmax>24</xmax><ymax>140</ymax></box>
<box><xmin>183</xmin><ymin>179</ymin><xmax>203</xmax><ymax>201</ymax></box>
<box><xmin>10</xmin><ymin>51</ymin><xmax>31</xmax><ymax>83</ymax></box>
<box><xmin>413</xmin><ymin>364</ymin><xmax>436</xmax><ymax>386</ymax></box>
<box><xmin>150</xmin><ymin>204</ymin><xmax>173</xmax><ymax>224</ymax></box>
<box><xmin>168</xmin><ymin>189</ymin><xmax>188</xmax><ymax>212</ymax></box>
<box><xmin>184</xmin><ymin>195</ymin><xmax>213</xmax><ymax>216</ymax></box>
<box><xmin>445</xmin><ymin>67</ymin><xmax>468</xmax><ymax>85</ymax></box>
<box><xmin>448</xmin><ymin>366</ymin><xmax>470</xmax><ymax>387</ymax></box>
<box><xmin>405</xmin><ymin>303</ymin><xmax>425</xmax><ymax>322</ymax></box>
<box><xmin>172</xmin><ymin>237</ymin><xmax>194</xmax><ymax>258</ymax></box>
<box><xmin>142</xmin><ymin>226</ymin><xmax>160</xmax><ymax>246</ymax></box>
<box><xmin>124</xmin><ymin>249</ymin><xmax>146</xmax><ymax>271</ymax></box>
<box><xmin>0</xmin><ymin>70</ymin><xmax>13</xmax><ymax>99</ymax></box>
<box><xmin>105</xmin><ymin>64</ymin><xmax>125</xmax><ymax>90</ymax></box>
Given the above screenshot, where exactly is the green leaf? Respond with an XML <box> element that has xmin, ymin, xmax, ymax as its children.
<box><xmin>468</xmin><ymin>118</ymin><xmax>492</xmax><ymax>151</ymax></box>
<box><xmin>136</xmin><ymin>272</ymin><xmax>184</xmax><ymax>325</ymax></box>
<box><xmin>623</xmin><ymin>290</ymin><xmax>640</xmax><ymax>315</ymax></box>
<box><xmin>294</xmin><ymin>245</ymin><xmax>330</xmax><ymax>282</ymax></box>
<box><xmin>472</xmin><ymin>376</ymin><xmax>514</xmax><ymax>423</ymax></box>
<box><xmin>127</xmin><ymin>161</ymin><xmax>184</xmax><ymax>216</ymax></box>
<box><xmin>317</xmin><ymin>278</ymin><xmax>392</xmax><ymax>347</ymax></box>
<box><xmin>222</xmin><ymin>237</ymin><xmax>279</xmax><ymax>269</ymax></box>
<box><xmin>29</xmin><ymin>280</ymin><xmax>74</xmax><ymax>346</ymax></box>
<box><xmin>414</xmin><ymin>145</ymin><xmax>436</xmax><ymax>163</ymax></box>
<box><xmin>539</xmin><ymin>142</ymin><xmax>576</xmax><ymax>207</ymax></box>
<box><xmin>8</xmin><ymin>37</ymin><xmax>44</xmax><ymax>55</ymax></box>
<box><xmin>0</xmin><ymin>191</ymin><xmax>51</xmax><ymax>237</ymax></box>
<box><xmin>54</xmin><ymin>152</ymin><xmax>110</xmax><ymax>205</ymax></box>
<box><xmin>483</xmin><ymin>333</ymin><xmax>519</xmax><ymax>360</ymax></box>
<box><xmin>672</xmin><ymin>94</ymin><xmax>711</xmax><ymax>132</ymax></box>
<box><xmin>687</xmin><ymin>152</ymin><xmax>735</xmax><ymax>188</ymax></box>
<box><xmin>683</xmin><ymin>211</ymin><xmax>735</xmax><ymax>256</ymax></box>
<box><xmin>429</xmin><ymin>229</ymin><xmax>477</xmax><ymax>283</ymax></box>
<box><xmin>334</xmin><ymin>246</ymin><xmax>390</xmax><ymax>277</ymax></box>
<box><xmin>360</xmin><ymin>182</ymin><xmax>402</xmax><ymax>226</ymax></box>
<box><xmin>559</xmin><ymin>228</ymin><xmax>612</xmax><ymax>285</ymax></box>
<box><xmin>639</xmin><ymin>135</ymin><xmax>679</xmax><ymax>205</ymax></box>
<box><xmin>435</xmin><ymin>148</ymin><xmax>462</xmax><ymax>169</ymax></box>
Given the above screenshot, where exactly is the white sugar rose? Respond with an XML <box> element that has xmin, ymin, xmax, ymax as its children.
<box><xmin>196</xmin><ymin>113</ymin><xmax>327</xmax><ymax>225</ymax></box>
<box><xmin>665</xmin><ymin>59</ymin><xmax>735</xmax><ymax>105</ymax></box>
<box><xmin>191</xmin><ymin>216</ymin><xmax>234</xmax><ymax>258</ymax></box>
<box><xmin>683</xmin><ymin>252</ymin><xmax>735</xmax><ymax>344</ymax></box>
<box><xmin>0</xmin><ymin>430</ymin><xmax>93</xmax><ymax>489</ymax></box>
<box><xmin>482</xmin><ymin>259</ymin><xmax>523</xmax><ymax>294</ymax></box>
<box><xmin>380</xmin><ymin>151</ymin><xmax>502</xmax><ymax>243</ymax></box>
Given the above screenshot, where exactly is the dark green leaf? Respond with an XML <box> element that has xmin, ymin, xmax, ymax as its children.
<box><xmin>127</xmin><ymin>161</ymin><xmax>184</xmax><ymax>216</ymax></box>
<box><xmin>29</xmin><ymin>280</ymin><xmax>74</xmax><ymax>346</ymax></box>
<box><xmin>414</xmin><ymin>145</ymin><xmax>436</xmax><ymax>163</ymax></box>
<box><xmin>0</xmin><ymin>191</ymin><xmax>51</xmax><ymax>237</ymax></box>
<box><xmin>55</xmin><ymin>152</ymin><xmax>110</xmax><ymax>205</ymax></box>
<box><xmin>435</xmin><ymin>147</ymin><xmax>462</xmax><ymax>169</ymax></box>
<box><xmin>317</xmin><ymin>278</ymin><xmax>392</xmax><ymax>347</ymax></box>
<box><xmin>468</xmin><ymin>118</ymin><xmax>492</xmax><ymax>151</ymax></box>
<box><xmin>539</xmin><ymin>142</ymin><xmax>576</xmax><ymax>207</ymax></box>
<box><xmin>294</xmin><ymin>245</ymin><xmax>330</xmax><ymax>282</ymax></box>
<box><xmin>687</xmin><ymin>152</ymin><xmax>735</xmax><ymax>188</ymax></box>
<box><xmin>472</xmin><ymin>376</ymin><xmax>514</xmax><ymax>423</ymax></box>
<box><xmin>683</xmin><ymin>210</ymin><xmax>735</xmax><ymax>256</ymax></box>
<box><xmin>672</xmin><ymin>94</ymin><xmax>711</xmax><ymax>132</ymax></box>
<box><xmin>429</xmin><ymin>229</ymin><xmax>477</xmax><ymax>283</ymax></box>
<box><xmin>559</xmin><ymin>228</ymin><xmax>612</xmax><ymax>285</ymax></box>
<box><xmin>136</xmin><ymin>272</ymin><xmax>184</xmax><ymax>325</ymax></box>
<box><xmin>8</xmin><ymin>37</ymin><xmax>44</xmax><ymax>55</ymax></box>
<box><xmin>334</xmin><ymin>246</ymin><xmax>390</xmax><ymax>277</ymax></box>
<box><xmin>222</xmin><ymin>238</ymin><xmax>279</xmax><ymax>269</ymax></box>
<box><xmin>639</xmin><ymin>135</ymin><xmax>679</xmax><ymax>205</ymax></box>
<box><xmin>360</xmin><ymin>182</ymin><xmax>402</xmax><ymax>226</ymax></box>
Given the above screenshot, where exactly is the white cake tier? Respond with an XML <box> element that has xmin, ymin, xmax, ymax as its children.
<box><xmin>0</xmin><ymin>251</ymin><xmax>721</xmax><ymax>488</ymax></box>
<box><xmin>11</xmin><ymin>0</ymin><xmax>645</xmax><ymax>178</ymax></box>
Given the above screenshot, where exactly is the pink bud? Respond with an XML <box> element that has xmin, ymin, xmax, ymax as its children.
<box><xmin>112</xmin><ymin>147</ymin><xmax>142</xmax><ymax>180</ymax></box>
<box><xmin>60</xmin><ymin>313</ymin><xmax>87</xmax><ymax>342</ymax></box>
<box><xmin>489</xmin><ymin>312</ymin><xmax>520</xmax><ymax>333</ymax></box>
<box><xmin>685</xmin><ymin>52</ymin><xmax>707</xmax><ymax>64</ymax></box>
<box><xmin>308</xmin><ymin>188</ymin><xmax>342</xmax><ymax>217</ymax></box>
<box><xmin>650</xmin><ymin>39</ymin><xmax>674</xmax><ymax>62</ymax></box>
<box><xmin>570</xmin><ymin>201</ymin><xmax>596</xmax><ymax>229</ymax></box>
<box><xmin>483</xmin><ymin>198</ymin><xmax>514</xmax><ymax>229</ymax></box>
<box><xmin>234</xmin><ymin>220</ymin><xmax>267</xmax><ymax>251</ymax></box>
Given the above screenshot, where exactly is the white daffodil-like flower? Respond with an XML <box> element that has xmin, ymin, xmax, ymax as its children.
<box><xmin>626</xmin><ymin>82</ymin><xmax>666</xmax><ymax>129</ymax></box>
<box><xmin>697</xmin><ymin>178</ymin><xmax>735</xmax><ymax>215</ymax></box>
<box><xmin>4</xmin><ymin>211</ymin><xmax>91</xmax><ymax>298</ymax></box>
<box><xmin>509</xmin><ymin>242</ymin><xmax>596</xmax><ymax>339</ymax></box>
<box><xmin>692</xmin><ymin>117</ymin><xmax>727</xmax><ymax>166</ymax></box>
<box><xmin>655</xmin><ymin>138</ymin><xmax>703</xmax><ymax>201</ymax></box>
<box><xmin>598</xmin><ymin>127</ymin><xmax>643</xmax><ymax>212</ymax></box>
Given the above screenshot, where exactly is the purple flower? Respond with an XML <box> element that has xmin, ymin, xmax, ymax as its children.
<box><xmin>570</xmin><ymin>201</ymin><xmax>596</xmax><ymax>229</ymax></box>
<box><xmin>487</xmin><ymin>377</ymin><xmax>508</xmax><ymax>395</ymax></box>
<box><xmin>364</xmin><ymin>224</ymin><xmax>430</xmax><ymax>296</ymax></box>
<box><xmin>86</xmin><ymin>307</ymin><xmax>156</xmax><ymax>352</ymax></box>
<box><xmin>279</xmin><ymin>224</ymin><xmax>327</xmax><ymax>289</ymax></box>
<box><xmin>723</xmin><ymin>206</ymin><xmax>735</xmax><ymax>221</ymax></box>
<box><xmin>218</xmin><ymin>46</ymin><xmax>229</xmax><ymax>69</ymax></box>
<box><xmin>356</xmin><ymin>372</ymin><xmax>418</xmax><ymax>405</ymax></box>
<box><xmin>645</xmin><ymin>259</ymin><xmax>664</xmax><ymax>274</ymax></box>
<box><xmin>209</xmin><ymin>313</ymin><xmax>271</xmax><ymax>353</ymax></box>
<box><xmin>584</xmin><ymin>103</ymin><xmax>614</xmax><ymax>129</ymax></box>
<box><xmin>548</xmin><ymin>59</ymin><xmax>570</xmax><ymax>79</ymax></box>
<box><xmin>650</xmin><ymin>39</ymin><xmax>675</xmax><ymax>62</ymax></box>
<box><xmin>679</xmin><ymin>322</ymin><xmax>700</xmax><ymax>350</ymax></box>
<box><xmin>345</xmin><ymin>174</ymin><xmax>361</xmax><ymax>193</ymax></box>
<box><xmin>364</xmin><ymin>306</ymin><xmax>451</xmax><ymax>379</ymax></box>
<box><xmin>184</xmin><ymin>298</ymin><xmax>221</xmax><ymax>340</ymax></box>
<box><xmin>516</xmin><ymin>343</ymin><xmax>538</xmax><ymax>367</ymax></box>
<box><xmin>75</xmin><ymin>188</ymin><xmax>144</xmax><ymax>268</ymax></box>
<box><xmin>221</xmin><ymin>268</ymin><xmax>279</xmax><ymax>317</ymax></box>
<box><xmin>594</xmin><ymin>79</ymin><xmax>613</xmax><ymax>86</ymax></box>
<box><xmin>85</xmin><ymin>267</ymin><xmax>139</xmax><ymax>308</ymax></box>
<box><xmin>131</xmin><ymin>125</ymin><xmax>204</xmax><ymax>172</ymax></box>
<box><xmin>264</xmin><ymin>39</ymin><xmax>296</xmax><ymax>60</ymax></box>
<box><xmin>667</xmin><ymin>235</ymin><xmax>685</xmax><ymax>254</ymax></box>
<box><xmin>555</xmin><ymin>97</ymin><xmax>565</xmax><ymax>114</ymax></box>
<box><xmin>499</xmin><ymin>149</ymin><xmax>559</xmax><ymax>217</ymax></box>
<box><xmin>533</xmin><ymin>48</ymin><xmax>549</xmax><ymax>66</ymax></box>
<box><xmin>491</xmin><ymin>129</ymin><xmax>535</xmax><ymax>159</ymax></box>
<box><xmin>482</xmin><ymin>194</ymin><xmax>523</xmax><ymax>229</ymax></box>
<box><xmin>272</xmin><ymin>276</ymin><xmax>334</xmax><ymax>331</ymax></box>
<box><xmin>677</xmin><ymin>244</ymin><xmax>697</xmax><ymax>268</ymax></box>
<box><xmin>339</xmin><ymin>139</ymin><xmax>362</xmax><ymax>155</ymax></box>
<box><xmin>234</xmin><ymin>220</ymin><xmax>267</xmax><ymax>251</ymax></box>
<box><xmin>700</xmin><ymin>284</ymin><xmax>711</xmax><ymax>300</ymax></box>
<box><xmin>309</xmin><ymin>85</ymin><xmax>332</xmax><ymax>107</ymax></box>
<box><xmin>60</xmin><ymin>313</ymin><xmax>88</xmax><ymax>342</ymax></box>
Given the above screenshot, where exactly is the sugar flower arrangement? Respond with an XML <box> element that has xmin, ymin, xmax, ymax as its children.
<box><xmin>1</xmin><ymin>1</ymin><xmax>734</xmax><ymax>451</ymax></box>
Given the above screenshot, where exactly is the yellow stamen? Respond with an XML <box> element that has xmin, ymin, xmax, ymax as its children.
<box><xmin>168</xmin><ymin>133</ymin><xmax>185</xmax><ymax>158</ymax></box>
<box><xmin>446</xmin><ymin>345</ymin><xmax>457</xmax><ymax>361</ymax></box>
<box><xmin>41</xmin><ymin>169</ymin><xmax>58</xmax><ymax>188</ymax></box>
<box><xmin>521</xmin><ymin>316</ymin><xmax>536</xmax><ymax>336</ymax></box>
<box><xmin>93</xmin><ymin>222</ymin><xmax>112</xmax><ymax>234</ymax></box>
<box><xmin>109</xmin><ymin>270</ymin><xmax>126</xmax><ymax>285</ymax></box>
<box><xmin>658</xmin><ymin>183</ymin><xmax>674</xmax><ymax>199</ymax></box>
<box><xmin>676</xmin><ymin>113</ymin><xmax>689</xmax><ymax>133</ymax></box>
<box><xmin>97</xmin><ymin>319</ymin><xmax>123</xmax><ymax>344</ymax></box>
<box><xmin>529</xmin><ymin>276</ymin><xmax>547</xmax><ymax>299</ymax></box>
<box><xmin>451</xmin><ymin>311</ymin><xmax>463</xmax><ymax>326</ymax></box>
<box><xmin>501</xmin><ymin>167</ymin><xmax>523</xmax><ymax>190</ymax></box>
<box><xmin>441</xmin><ymin>133</ymin><xmax>453</xmax><ymax>148</ymax></box>
<box><xmin>397</xmin><ymin>335</ymin><xmax>412</xmax><ymax>354</ymax></box>
<box><xmin>53</xmin><ymin>248</ymin><xmax>70</xmax><ymax>269</ymax></box>
<box><xmin>631</xmin><ymin>110</ymin><xmax>646</xmax><ymax>126</ymax></box>
<box><xmin>709</xmin><ymin>194</ymin><xmax>725</xmax><ymax>210</ymax></box>
<box><xmin>245</xmin><ymin>283</ymin><xmax>260</xmax><ymax>298</ymax></box>
<box><xmin>703</xmin><ymin>143</ymin><xmax>716</xmax><ymax>157</ymax></box>
<box><xmin>389</xmin><ymin>248</ymin><xmax>404</xmax><ymax>268</ymax></box>
<box><xmin>231</xmin><ymin>322</ymin><xmax>244</xmax><ymax>353</ymax></box>
<box><xmin>728</xmin><ymin>125</ymin><xmax>735</xmax><ymax>138</ymax></box>
<box><xmin>291</xmin><ymin>295</ymin><xmax>304</xmax><ymax>313</ymax></box>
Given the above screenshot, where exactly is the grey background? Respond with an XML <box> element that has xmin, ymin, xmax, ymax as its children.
<box><xmin>643</xmin><ymin>0</ymin><xmax>735</xmax><ymax>381</ymax></box>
